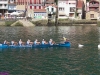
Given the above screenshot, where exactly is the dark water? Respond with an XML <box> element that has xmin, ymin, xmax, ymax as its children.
<box><xmin>0</xmin><ymin>26</ymin><xmax>100</xmax><ymax>75</ymax></box>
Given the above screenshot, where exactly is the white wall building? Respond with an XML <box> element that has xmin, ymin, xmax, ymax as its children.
<box><xmin>0</xmin><ymin>0</ymin><xmax>8</xmax><ymax>19</ymax></box>
<box><xmin>58</xmin><ymin>0</ymin><xmax>76</xmax><ymax>19</ymax></box>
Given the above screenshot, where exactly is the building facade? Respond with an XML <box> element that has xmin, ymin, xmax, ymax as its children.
<box><xmin>58</xmin><ymin>0</ymin><xmax>77</xmax><ymax>19</ymax></box>
<box><xmin>0</xmin><ymin>0</ymin><xmax>8</xmax><ymax>19</ymax></box>
<box><xmin>8</xmin><ymin>0</ymin><xmax>16</xmax><ymax>13</ymax></box>
<box><xmin>27</xmin><ymin>0</ymin><xmax>46</xmax><ymax>19</ymax></box>
<box><xmin>86</xmin><ymin>0</ymin><xmax>100</xmax><ymax>19</ymax></box>
<box><xmin>44</xmin><ymin>0</ymin><xmax>56</xmax><ymax>19</ymax></box>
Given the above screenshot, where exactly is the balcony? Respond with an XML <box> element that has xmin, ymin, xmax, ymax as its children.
<box><xmin>89</xmin><ymin>3</ymin><xmax>99</xmax><ymax>7</ymax></box>
<box><xmin>0</xmin><ymin>6</ymin><xmax>8</xmax><ymax>9</ymax></box>
<box><xmin>89</xmin><ymin>8</ymin><xmax>99</xmax><ymax>11</ymax></box>
<box><xmin>8</xmin><ymin>1</ymin><xmax>16</xmax><ymax>4</ymax></box>
<box><xmin>8</xmin><ymin>7</ymin><xmax>16</xmax><ymax>10</ymax></box>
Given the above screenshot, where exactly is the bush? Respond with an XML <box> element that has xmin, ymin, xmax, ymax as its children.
<box><xmin>97</xmin><ymin>21</ymin><xmax>100</xmax><ymax>26</ymax></box>
<box><xmin>14</xmin><ymin>22</ymin><xmax>23</xmax><ymax>26</ymax></box>
<box><xmin>5</xmin><ymin>21</ymin><xmax>16</xmax><ymax>26</ymax></box>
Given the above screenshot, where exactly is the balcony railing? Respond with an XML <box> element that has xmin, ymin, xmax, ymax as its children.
<box><xmin>8</xmin><ymin>1</ymin><xmax>16</xmax><ymax>4</ymax></box>
<box><xmin>0</xmin><ymin>6</ymin><xmax>8</xmax><ymax>9</ymax></box>
<box><xmin>89</xmin><ymin>4</ymin><xmax>99</xmax><ymax>7</ymax></box>
<box><xmin>89</xmin><ymin>9</ymin><xmax>99</xmax><ymax>11</ymax></box>
<box><xmin>8</xmin><ymin>7</ymin><xmax>16</xmax><ymax>10</ymax></box>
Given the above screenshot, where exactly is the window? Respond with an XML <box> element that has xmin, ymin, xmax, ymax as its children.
<box><xmin>90</xmin><ymin>14</ymin><xmax>94</xmax><ymax>18</ymax></box>
<box><xmin>59</xmin><ymin>7</ymin><xmax>64</xmax><ymax>11</ymax></box>
<box><xmin>51</xmin><ymin>8</ymin><xmax>54</xmax><ymax>12</ymax></box>
<box><xmin>70</xmin><ymin>7</ymin><xmax>75</xmax><ymax>12</ymax></box>
<box><xmin>39</xmin><ymin>6</ymin><xmax>41</xmax><ymax>9</ymax></box>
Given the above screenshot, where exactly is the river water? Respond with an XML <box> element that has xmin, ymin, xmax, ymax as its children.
<box><xmin>0</xmin><ymin>26</ymin><xmax>100</xmax><ymax>75</ymax></box>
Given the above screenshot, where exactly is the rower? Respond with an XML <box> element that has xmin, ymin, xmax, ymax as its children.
<box><xmin>19</xmin><ymin>39</ymin><xmax>22</xmax><ymax>46</ymax></box>
<box><xmin>11</xmin><ymin>41</ymin><xmax>18</xmax><ymax>45</ymax></box>
<box><xmin>27</xmin><ymin>39</ymin><xmax>33</xmax><ymax>45</ymax></box>
<box><xmin>4</xmin><ymin>40</ymin><xmax>10</xmax><ymax>45</ymax></box>
<box><xmin>42</xmin><ymin>39</ymin><xmax>48</xmax><ymax>44</ymax></box>
<box><xmin>11</xmin><ymin>41</ymin><xmax>14</xmax><ymax>45</ymax></box>
<box><xmin>34</xmin><ymin>39</ymin><xmax>40</xmax><ymax>45</ymax></box>
<box><xmin>49</xmin><ymin>39</ymin><xmax>55</xmax><ymax>45</ymax></box>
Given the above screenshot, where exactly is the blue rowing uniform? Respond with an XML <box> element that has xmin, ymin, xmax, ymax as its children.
<box><xmin>34</xmin><ymin>41</ymin><xmax>37</xmax><ymax>45</ymax></box>
<box><xmin>19</xmin><ymin>41</ymin><xmax>22</xmax><ymax>46</ymax></box>
<box><xmin>42</xmin><ymin>41</ymin><xmax>45</xmax><ymax>44</ymax></box>
<box><xmin>27</xmin><ymin>41</ymin><xmax>30</xmax><ymax>45</ymax></box>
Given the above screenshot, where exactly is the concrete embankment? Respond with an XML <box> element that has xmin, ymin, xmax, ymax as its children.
<box><xmin>31</xmin><ymin>19</ymin><xmax>98</xmax><ymax>26</ymax></box>
<box><xmin>0</xmin><ymin>19</ymin><xmax>99</xmax><ymax>26</ymax></box>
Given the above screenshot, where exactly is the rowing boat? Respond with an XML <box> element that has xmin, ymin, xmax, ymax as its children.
<box><xmin>0</xmin><ymin>42</ymin><xmax>71</xmax><ymax>48</ymax></box>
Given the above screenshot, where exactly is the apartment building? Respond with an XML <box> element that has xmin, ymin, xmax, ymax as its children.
<box><xmin>86</xmin><ymin>0</ymin><xmax>100</xmax><ymax>19</ymax></box>
<box><xmin>44</xmin><ymin>0</ymin><xmax>56</xmax><ymax>19</ymax></box>
<box><xmin>58</xmin><ymin>0</ymin><xmax>76</xmax><ymax>19</ymax></box>
<box><xmin>0</xmin><ymin>0</ymin><xmax>8</xmax><ymax>19</ymax></box>
<box><xmin>16</xmin><ymin>0</ymin><xmax>27</xmax><ymax>17</ymax></box>
<box><xmin>8</xmin><ymin>0</ymin><xmax>16</xmax><ymax>13</ymax></box>
<box><xmin>27</xmin><ymin>0</ymin><xmax>46</xmax><ymax>19</ymax></box>
<box><xmin>58</xmin><ymin>0</ymin><xmax>67</xmax><ymax>19</ymax></box>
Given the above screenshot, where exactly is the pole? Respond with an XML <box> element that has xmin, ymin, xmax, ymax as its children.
<box><xmin>55</xmin><ymin>0</ymin><xmax>58</xmax><ymax>26</ymax></box>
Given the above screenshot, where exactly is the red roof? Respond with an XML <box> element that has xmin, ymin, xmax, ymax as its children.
<box><xmin>77</xmin><ymin>0</ymin><xmax>83</xmax><ymax>8</ymax></box>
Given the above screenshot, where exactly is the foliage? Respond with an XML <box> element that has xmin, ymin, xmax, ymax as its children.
<box><xmin>87</xmin><ymin>0</ymin><xmax>90</xmax><ymax>2</ymax></box>
<box><xmin>5</xmin><ymin>20</ymin><xmax>16</xmax><ymax>26</ymax></box>
<box><xmin>97</xmin><ymin>21</ymin><xmax>100</xmax><ymax>26</ymax></box>
<box><xmin>14</xmin><ymin>22</ymin><xmax>23</xmax><ymax>26</ymax></box>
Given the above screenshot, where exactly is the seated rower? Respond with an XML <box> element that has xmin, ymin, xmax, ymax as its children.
<box><xmin>49</xmin><ymin>39</ymin><xmax>55</xmax><ymax>45</ymax></box>
<box><xmin>11</xmin><ymin>41</ymin><xmax>14</xmax><ymax>45</ymax></box>
<box><xmin>42</xmin><ymin>39</ymin><xmax>48</xmax><ymax>44</ymax></box>
<box><xmin>4</xmin><ymin>40</ymin><xmax>10</xmax><ymax>45</ymax></box>
<box><xmin>19</xmin><ymin>39</ymin><xmax>25</xmax><ymax>46</ymax></box>
<box><xmin>34</xmin><ymin>39</ymin><xmax>40</xmax><ymax>45</ymax></box>
<box><xmin>11</xmin><ymin>41</ymin><xmax>18</xmax><ymax>45</ymax></box>
<box><xmin>26</xmin><ymin>39</ymin><xmax>33</xmax><ymax>45</ymax></box>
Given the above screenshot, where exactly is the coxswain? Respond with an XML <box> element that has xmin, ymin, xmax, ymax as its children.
<box><xmin>63</xmin><ymin>37</ymin><xmax>67</xmax><ymax>41</ymax></box>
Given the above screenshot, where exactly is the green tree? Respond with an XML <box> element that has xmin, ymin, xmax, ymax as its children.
<box><xmin>87</xmin><ymin>0</ymin><xmax>90</xmax><ymax>2</ymax></box>
<box><xmin>54</xmin><ymin>0</ymin><xmax>58</xmax><ymax>4</ymax></box>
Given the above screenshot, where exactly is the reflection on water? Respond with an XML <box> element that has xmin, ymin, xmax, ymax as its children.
<box><xmin>0</xmin><ymin>26</ymin><xmax>100</xmax><ymax>74</ymax></box>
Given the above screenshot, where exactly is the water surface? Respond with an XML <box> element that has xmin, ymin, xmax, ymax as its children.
<box><xmin>0</xmin><ymin>26</ymin><xmax>100</xmax><ymax>75</ymax></box>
